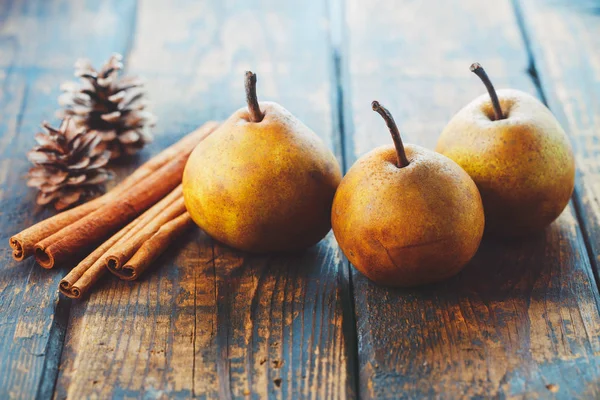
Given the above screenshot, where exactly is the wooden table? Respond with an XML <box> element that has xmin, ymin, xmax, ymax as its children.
<box><xmin>1</xmin><ymin>0</ymin><xmax>599</xmax><ymax>398</ymax></box>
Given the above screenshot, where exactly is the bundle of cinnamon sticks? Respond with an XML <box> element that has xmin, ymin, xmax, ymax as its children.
<box><xmin>10</xmin><ymin>121</ymin><xmax>219</xmax><ymax>299</ymax></box>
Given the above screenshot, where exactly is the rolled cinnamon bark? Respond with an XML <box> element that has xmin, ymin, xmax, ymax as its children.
<box><xmin>117</xmin><ymin>212</ymin><xmax>193</xmax><ymax>281</ymax></box>
<box><xmin>105</xmin><ymin>197</ymin><xmax>187</xmax><ymax>272</ymax></box>
<box><xmin>59</xmin><ymin>217</ymin><xmax>141</xmax><ymax>299</ymax></box>
<box><xmin>34</xmin><ymin>122</ymin><xmax>218</xmax><ymax>269</ymax></box>
<box><xmin>36</xmin><ymin>155</ymin><xmax>180</xmax><ymax>269</ymax></box>
<box><xmin>11</xmin><ymin>196</ymin><xmax>108</xmax><ymax>262</ymax></box>
<box><xmin>59</xmin><ymin>185</ymin><xmax>184</xmax><ymax>299</ymax></box>
<box><xmin>10</xmin><ymin>121</ymin><xmax>218</xmax><ymax>261</ymax></box>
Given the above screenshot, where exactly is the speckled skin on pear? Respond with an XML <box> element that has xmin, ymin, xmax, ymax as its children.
<box><xmin>436</xmin><ymin>89</ymin><xmax>575</xmax><ymax>236</ymax></box>
<box><xmin>332</xmin><ymin>144</ymin><xmax>485</xmax><ymax>287</ymax></box>
<box><xmin>183</xmin><ymin>101</ymin><xmax>342</xmax><ymax>253</ymax></box>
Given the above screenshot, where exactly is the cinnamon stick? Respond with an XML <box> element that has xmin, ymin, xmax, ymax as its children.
<box><xmin>117</xmin><ymin>212</ymin><xmax>194</xmax><ymax>281</ymax></box>
<box><xmin>36</xmin><ymin>154</ymin><xmax>181</xmax><ymax>268</ymax></box>
<box><xmin>10</xmin><ymin>121</ymin><xmax>218</xmax><ymax>261</ymax></box>
<box><xmin>59</xmin><ymin>216</ymin><xmax>141</xmax><ymax>299</ymax></box>
<box><xmin>59</xmin><ymin>185</ymin><xmax>183</xmax><ymax>299</ymax></box>
<box><xmin>33</xmin><ymin>122</ymin><xmax>218</xmax><ymax>269</ymax></box>
<box><xmin>105</xmin><ymin>197</ymin><xmax>187</xmax><ymax>272</ymax></box>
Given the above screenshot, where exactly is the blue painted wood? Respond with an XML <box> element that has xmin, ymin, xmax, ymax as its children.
<box><xmin>2</xmin><ymin>0</ymin><xmax>599</xmax><ymax>399</ymax></box>
<box><xmin>49</xmin><ymin>1</ymin><xmax>357</xmax><ymax>399</ymax></box>
<box><xmin>516</xmin><ymin>0</ymin><xmax>600</xmax><ymax>300</ymax></box>
<box><xmin>0</xmin><ymin>1</ymin><xmax>138</xmax><ymax>398</ymax></box>
<box><xmin>341</xmin><ymin>0</ymin><xmax>600</xmax><ymax>398</ymax></box>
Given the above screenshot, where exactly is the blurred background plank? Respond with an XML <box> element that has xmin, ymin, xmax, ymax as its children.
<box><xmin>0</xmin><ymin>1</ymin><xmax>137</xmax><ymax>399</ymax></box>
<box><xmin>341</xmin><ymin>0</ymin><xmax>600</xmax><ymax>398</ymax></box>
<box><xmin>516</xmin><ymin>0</ymin><xmax>600</xmax><ymax>292</ymax></box>
<box><xmin>52</xmin><ymin>0</ymin><xmax>357</xmax><ymax>399</ymax></box>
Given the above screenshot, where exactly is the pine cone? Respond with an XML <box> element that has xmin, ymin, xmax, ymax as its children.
<box><xmin>27</xmin><ymin>118</ymin><xmax>113</xmax><ymax>211</ymax></box>
<box><xmin>58</xmin><ymin>53</ymin><xmax>156</xmax><ymax>159</ymax></box>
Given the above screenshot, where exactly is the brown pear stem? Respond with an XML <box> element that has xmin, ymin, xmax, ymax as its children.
<box><xmin>470</xmin><ymin>62</ymin><xmax>504</xmax><ymax>120</ymax></box>
<box><xmin>245</xmin><ymin>71</ymin><xmax>264</xmax><ymax>122</ymax></box>
<box><xmin>371</xmin><ymin>101</ymin><xmax>409</xmax><ymax>168</ymax></box>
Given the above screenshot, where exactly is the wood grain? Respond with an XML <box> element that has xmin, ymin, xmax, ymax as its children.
<box><xmin>0</xmin><ymin>1</ymin><xmax>137</xmax><ymax>399</ymax></box>
<box><xmin>515</xmin><ymin>0</ymin><xmax>600</xmax><ymax>289</ymax></box>
<box><xmin>54</xmin><ymin>0</ymin><xmax>356</xmax><ymax>399</ymax></box>
<box><xmin>3</xmin><ymin>0</ymin><xmax>599</xmax><ymax>399</ymax></box>
<box><xmin>342</xmin><ymin>0</ymin><xmax>600</xmax><ymax>398</ymax></box>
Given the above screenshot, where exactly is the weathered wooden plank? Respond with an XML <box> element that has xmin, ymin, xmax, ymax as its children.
<box><xmin>54</xmin><ymin>0</ymin><xmax>356</xmax><ymax>399</ymax></box>
<box><xmin>342</xmin><ymin>0</ymin><xmax>600</xmax><ymax>398</ymax></box>
<box><xmin>516</xmin><ymin>0</ymin><xmax>600</xmax><ymax>288</ymax></box>
<box><xmin>0</xmin><ymin>1</ymin><xmax>137</xmax><ymax>399</ymax></box>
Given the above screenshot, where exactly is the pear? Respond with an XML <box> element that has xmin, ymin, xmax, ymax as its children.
<box><xmin>436</xmin><ymin>63</ymin><xmax>575</xmax><ymax>236</ymax></box>
<box><xmin>331</xmin><ymin>101</ymin><xmax>484</xmax><ymax>287</ymax></box>
<box><xmin>183</xmin><ymin>72</ymin><xmax>342</xmax><ymax>253</ymax></box>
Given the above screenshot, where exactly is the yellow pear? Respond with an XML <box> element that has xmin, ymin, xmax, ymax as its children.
<box><xmin>436</xmin><ymin>63</ymin><xmax>575</xmax><ymax>236</ymax></box>
<box><xmin>332</xmin><ymin>101</ymin><xmax>485</xmax><ymax>287</ymax></box>
<box><xmin>183</xmin><ymin>72</ymin><xmax>342</xmax><ymax>253</ymax></box>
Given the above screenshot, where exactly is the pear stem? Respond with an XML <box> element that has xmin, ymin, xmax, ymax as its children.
<box><xmin>372</xmin><ymin>101</ymin><xmax>409</xmax><ymax>168</ymax></box>
<box><xmin>245</xmin><ymin>71</ymin><xmax>264</xmax><ymax>123</ymax></box>
<box><xmin>470</xmin><ymin>63</ymin><xmax>504</xmax><ymax>120</ymax></box>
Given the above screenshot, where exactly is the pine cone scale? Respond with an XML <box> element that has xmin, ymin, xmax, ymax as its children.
<box><xmin>37</xmin><ymin>191</ymin><xmax>60</xmax><ymax>206</ymax></box>
<box><xmin>87</xmin><ymin>152</ymin><xmax>111</xmax><ymax>168</ymax></box>
<box><xmin>27</xmin><ymin>118</ymin><xmax>113</xmax><ymax>210</ymax></box>
<box><xmin>58</xmin><ymin>53</ymin><xmax>155</xmax><ymax>159</ymax></box>
<box><xmin>27</xmin><ymin>54</ymin><xmax>155</xmax><ymax>210</ymax></box>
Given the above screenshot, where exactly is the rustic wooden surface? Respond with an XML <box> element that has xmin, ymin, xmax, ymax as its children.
<box><xmin>517</xmin><ymin>0</ymin><xmax>600</xmax><ymax>290</ymax></box>
<box><xmin>0</xmin><ymin>2</ymin><xmax>138</xmax><ymax>398</ymax></box>
<box><xmin>343</xmin><ymin>0</ymin><xmax>600</xmax><ymax>398</ymax></box>
<box><xmin>0</xmin><ymin>0</ymin><xmax>598</xmax><ymax>399</ymax></box>
<box><xmin>52</xmin><ymin>0</ymin><xmax>355</xmax><ymax>399</ymax></box>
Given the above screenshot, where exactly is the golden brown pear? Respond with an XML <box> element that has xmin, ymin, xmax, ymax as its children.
<box><xmin>183</xmin><ymin>72</ymin><xmax>342</xmax><ymax>253</ymax></box>
<box><xmin>332</xmin><ymin>101</ymin><xmax>485</xmax><ymax>287</ymax></box>
<box><xmin>436</xmin><ymin>63</ymin><xmax>575</xmax><ymax>236</ymax></box>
